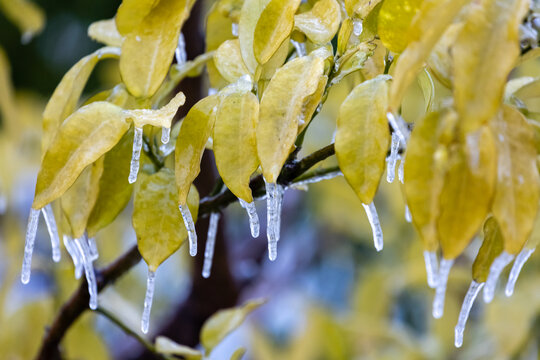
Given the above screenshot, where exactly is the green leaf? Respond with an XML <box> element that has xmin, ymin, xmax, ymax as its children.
<box><xmin>294</xmin><ymin>0</ymin><xmax>341</xmax><ymax>45</ymax></box>
<box><xmin>473</xmin><ymin>217</ymin><xmax>504</xmax><ymax>283</ymax></box>
<box><xmin>155</xmin><ymin>336</ymin><xmax>202</xmax><ymax>360</ymax></box>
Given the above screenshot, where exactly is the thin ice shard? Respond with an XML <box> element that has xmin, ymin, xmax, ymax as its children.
<box><xmin>239</xmin><ymin>199</ymin><xmax>260</xmax><ymax>238</ymax></box>
<box><xmin>42</xmin><ymin>204</ymin><xmax>61</xmax><ymax>262</ymax></box>
<box><xmin>276</xmin><ymin>185</ymin><xmax>284</xmax><ymax>242</ymax></box>
<box><xmin>404</xmin><ymin>205</ymin><xmax>412</xmax><ymax>223</ymax></box>
<box><xmin>202</xmin><ymin>212</ymin><xmax>220</xmax><ymax>278</ymax></box>
<box><xmin>21</xmin><ymin>208</ymin><xmax>40</xmax><ymax>284</ymax></box>
<box><xmin>432</xmin><ymin>258</ymin><xmax>454</xmax><ymax>318</ymax></box>
<box><xmin>455</xmin><ymin>280</ymin><xmax>484</xmax><ymax>348</ymax></box>
<box><xmin>387</xmin><ymin>112</ymin><xmax>410</xmax><ymax>145</ymax></box>
<box><xmin>175</xmin><ymin>33</ymin><xmax>186</xmax><ymax>65</ymax></box>
<box><xmin>161</xmin><ymin>127</ymin><xmax>171</xmax><ymax>145</ymax></box>
<box><xmin>265</xmin><ymin>181</ymin><xmax>279</xmax><ymax>261</ymax></box>
<box><xmin>398</xmin><ymin>159</ymin><xmax>404</xmax><ymax>184</ymax></box>
<box><xmin>232</xmin><ymin>23</ymin><xmax>239</xmax><ymax>37</ymax></box>
<box><xmin>179</xmin><ymin>205</ymin><xmax>197</xmax><ymax>256</ymax></box>
<box><xmin>291</xmin><ymin>40</ymin><xmax>307</xmax><ymax>57</ymax></box>
<box><xmin>88</xmin><ymin>236</ymin><xmax>99</xmax><ymax>262</ymax></box>
<box><xmin>362</xmin><ymin>202</ymin><xmax>383</xmax><ymax>252</ymax></box>
<box><xmin>63</xmin><ymin>235</ymin><xmax>83</xmax><ymax>279</ymax></box>
<box><xmin>141</xmin><ymin>269</ymin><xmax>156</xmax><ymax>334</ymax></box>
<box><xmin>423</xmin><ymin>250</ymin><xmax>439</xmax><ymax>288</ymax></box>
<box><xmin>506</xmin><ymin>247</ymin><xmax>535</xmax><ymax>296</ymax></box>
<box><xmin>483</xmin><ymin>251</ymin><xmax>514</xmax><ymax>303</ymax></box>
<box><xmin>128</xmin><ymin>126</ymin><xmax>144</xmax><ymax>184</ymax></box>
<box><xmin>74</xmin><ymin>236</ymin><xmax>98</xmax><ymax>310</ymax></box>
<box><xmin>291</xmin><ymin>171</ymin><xmax>343</xmax><ymax>188</ymax></box>
<box><xmin>386</xmin><ymin>133</ymin><xmax>400</xmax><ymax>183</ymax></box>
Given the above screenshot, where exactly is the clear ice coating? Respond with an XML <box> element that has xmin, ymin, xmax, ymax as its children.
<box><xmin>423</xmin><ymin>250</ymin><xmax>439</xmax><ymax>289</ymax></box>
<box><xmin>161</xmin><ymin>127</ymin><xmax>171</xmax><ymax>145</ymax></box>
<box><xmin>454</xmin><ymin>280</ymin><xmax>484</xmax><ymax>348</ymax></box>
<box><xmin>128</xmin><ymin>126</ymin><xmax>144</xmax><ymax>184</ymax></box>
<box><xmin>404</xmin><ymin>205</ymin><xmax>412</xmax><ymax>223</ymax></box>
<box><xmin>74</xmin><ymin>236</ymin><xmax>98</xmax><ymax>310</ymax></box>
<box><xmin>21</xmin><ymin>208</ymin><xmax>40</xmax><ymax>284</ymax></box>
<box><xmin>265</xmin><ymin>181</ymin><xmax>282</xmax><ymax>261</ymax></box>
<box><xmin>386</xmin><ymin>133</ymin><xmax>400</xmax><ymax>183</ymax></box>
<box><xmin>398</xmin><ymin>159</ymin><xmax>405</xmax><ymax>184</ymax></box>
<box><xmin>387</xmin><ymin>112</ymin><xmax>410</xmax><ymax>145</ymax></box>
<box><xmin>88</xmin><ymin>236</ymin><xmax>99</xmax><ymax>262</ymax></box>
<box><xmin>63</xmin><ymin>235</ymin><xmax>83</xmax><ymax>279</ymax></box>
<box><xmin>353</xmin><ymin>19</ymin><xmax>363</xmax><ymax>36</ymax></box>
<box><xmin>362</xmin><ymin>202</ymin><xmax>383</xmax><ymax>252</ymax></box>
<box><xmin>231</xmin><ymin>23</ymin><xmax>239</xmax><ymax>37</ymax></box>
<box><xmin>291</xmin><ymin>171</ymin><xmax>343</xmax><ymax>188</ymax></box>
<box><xmin>202</xmin><ymin>212</ymin><xmax>220</xmax><ymax>278</ymax></box>
<box><xmin>239</xmin><ymin>199</ymin><xmax>260</xmax><ymax>238</ymax></box>
<box><xmin>141</xmin><ymin>269</ymin><xmax>156</xmax><ymax>334</ymax></box>
<box><xmin>506</xmin><ymin>247</ymin><xmax>535</xmax><ymax>297</ymax></box>
<box><xmin>179</xmin><ymin>205</ymin><xmax>197</xmax><ymax>256</ymax></box>
<box><xmin>483</xmin><ymin>251</ymin><xmax>515</xmax><ymax>303</ymax></box>
<box><xmin>175</xmin><ymin>33</ymin><xmax>186</xmax><ymax>65</ymax></box>
<box><xmin>291</xmin><ymin>40</ymin><xmax>307</xmax><ymax>57</ymax></box>
<box><xmin>432</xmin><ymin>258</ymin><xmax>454</xmax><ymax>319</ymax></box>
<box><xmin>42</xmin><ymin>204</ymin><xmax>61</xmax><ymax>262</ymax></box>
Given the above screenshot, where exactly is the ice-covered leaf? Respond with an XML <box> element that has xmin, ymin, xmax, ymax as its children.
<box><xmin>336</xmin><ymin>18</ymin><xmax>353</xmax><ymax>56</ymax></box>
<box><xmin>358</xmin><ymin>2</ymin><xmax>383</xmax><ymax>42</ymax></box>
<box><xmin>0</xmin><ymin>0</ymin><xmax>44</xmax><ymax>41</ymax></box>
<box><xmin>377</xmin><ymin>0</ymin><xmax>423</xmax><ymax>53</ymax></box>
<box><xmin>345</xmin><ymin>0</ymin><xmax>384</xmax><ymax>18</ymax></box>
<box><xmin>335</xmin><ymin>75</ymin><xmax>391</xmax><ymax>204</ymax></box>
<box><xmin>427</xmin><ymin>23</ymin><xmax>462</xmax><ymax>88</ymax></box>
<box><xmin>417</xmin><ymin>68</ymin><xmax>435</xmax><ymax>114</ymax></box>
<box><xmin>155</xmin><ymin>336</ymin><xmax>202</xmax><ymax>359</ymax></box>
<box><xmin>332</xmin><ymin>42</ymin><xmax>376</xmax><ymax>85</ymax></box>
<box><xmin>88</xmin><ymin>18</ymin><xmax>123</xmax><ymax>47</ymax></box>
<box><xmin>127</xmin><ymin>92</ymin><xmax>185</xmax><ymax>128</ymax></box>
<box><xmin>238</xmin><ymin>0</ymin><xmax>270</xmax><ymax>74</ymax></box>
<box><xmin>473</xmin><ymin>217</ymin><xmax>504</xmax><ymax>283</ymax></box>
<box><xmin>134</xmin><ymin>168</ymin><xmax>199</xmax><ymax>272</ymax></box>
<box><xmin>294</xmin><ymin>0</ymin><xmax>341</xmax><ymax>45</ymax></box>
<box><xmin>206</xmin><ymin>3</ymin><xmax>236</xmax><ymax>89</ymax></box>
<box><xmin>214</xmin><ymin>39</ymin><xmax>250</xmax><ymax>83</ymax></box>
<box><xmin>492</xmin><ymin>105</ymin><xmax>540</xmax><ymax>254</ymax></box>
<box><xmin>230</xmin><ymin>347</ymin><xmax>247</xmax><ymax>360</ymax></box>
<box><xmin>298</xmin><ymin>75</ymin><xmax>327</xmax><ymax>134</ymax></box>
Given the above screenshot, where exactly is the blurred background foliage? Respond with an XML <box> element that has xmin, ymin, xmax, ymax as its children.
<box><xmin>1</xmin><ymin>0</ymin><xmax>540</xmax><ymax>359</ymax></box>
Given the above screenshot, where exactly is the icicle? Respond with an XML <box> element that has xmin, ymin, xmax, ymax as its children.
<box><xmin>432</xmin><ymin>258</ymin><xmax>454</xmax><ymax>318</ymax></box>
<box><xmin>161</xmin><ymin>127</ymin><xmax>171</xmax><ymax>145</ymax></box>
<box><xmin>404</xmin><ymin>205</ymin><xmax>412</xmax><ymax>223</ymax></box>
<box><xmin>41</xmin><ymin>204</ymin><xmax>61</xmax><ymax>262</ymax></box>
<box><xmin>179</xmin><ymin>205</ymin><xmax>197</xmax><ymax>256</ymax></box>
<box><xmin>291</xmin><ymin>40</ymin><xmax>306</xmax><ymax>57</ymax></box>
<box><xmin>88</xmin><ymin>236</ymin><xmax>99</xmax><ymax>262</ymax></box>
<box><xmin>362</xmin><ymin>202</ymin><xmax>383</xmax><ymax>252</ymax></box>
<box><xmin>387</xmin><ymin>112</ymin><xmax>410</xmax><ymax>145</ymax></box>
<box><xmin>231</xmin><ymin>23</ymin><xmax>239</xmax><ymax>37</ymax></box>
<box><xmin>141</xmin><ymin>269</ymin><xmax>156</xmax><ymax>334</ymax></box>
<box><xmin>21</xmin><ymin>208</ymin><xmax>40</xmax><ymax>284</ymax></box>
<box><xmin>74</xmin><ymin>237</ymin><xmax>98</xmax><ymax>309</ymax></box>
<box><xmin>352</xmin><ymin>20</ymin><xmax>363</xmax><ymax>36</ymax></box>
<box><xmin>175</xmin><ymin>33</ymin><xmax>186</xmax><ymax>65</ymax></box>
<box><xmin>423</xmin><ymin>250</ymin><xmax>439</xmax><ymax>289</ymax></box>
<box><xmin>128</xmin><ymin>127</ymin><xmax>144</xmax><ymax>184</ymax></box>
<box><xmin>0</xmin><ymin>192</ymin><xmax>6</xmax><ymax>214</ymax></box>
<box><xmin>265</xmin><ymin>181</ymin><xmax>280</xmax><ymax>261</ymax></box>
<box><xmin>506</xmin><ymin>247</ymin><xmax>535</xmax><ymax>296</ymax></box>
<box><xmin>454</xmin><ymin>281</ymin><xmax>484</xmax><ymax>348</ymax></box>
<box><xmin>398</xmin><ymin>159</ymin><xmax>405</xmax><ymax>184</ymax></box>
<box><xmin>239</xmin><ymin>199</ymin><xmax>260</xmax><ymax>238</ymax></box>
<box><xmin>483</xmin><ymin>251</ymin><xmax>514</xmax><ymax>303</ymax></box>
<box><xmin>276</xmin><ymin>185</ymin><xmax>284</xmax><ymax>242</ymax></box>
<box><xmin>386</xmin><ymin>133</ymin><xmax>400</xmax><ymax>183</ymax></box>
<box><xmin>63</xmin><ymin>235</ymin><xmax>83</xmax><ymax>279</ymax></box>
<box><xmin>202</xmin><ymin>213</ymin><xmax>220</xmax><ymax>278</ymax></box>
<box><xmin>291</xmin><ymin>171</ymin><xmax>343</xmax><ymax>188</ymax></box>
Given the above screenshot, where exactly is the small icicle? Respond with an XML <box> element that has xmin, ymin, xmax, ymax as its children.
<box><xmin>161</xmin><ymin>127</ymin><xmax>171</xmax><ymax>145</ymax></box>
<box><xmin>141</xmin><ymin>269</ymin><xmax>156</xmax><ymax>334</ymax></box>
<box><xmin>423</xmin><ymin>250</ymin><xmax>439</xmax><ymax>289</ymax></box>
<box><xmin>63</xmin><ymin>235</ymin><xmax>83</xmax><ymax>279</ymax></box>
<box><xmin>231</xmin><ymin>23</ymin><xmax>239</xmax><ymax>37</ymax></box>
<box><xmin>175</xmin><ymin>33</ymin><xmax>186</xmax><ymax>65</ymax></box>
<box><xmin>404</xmin><ymin>205</ymin><xmax>412</xmax><ymax>223</ymax></box>
<box><xmin>202</xmin><ymin>213</ymin><xmax>220</xmax><ymax>278</ymax></box>
<box><xmin>483</xmin><ymin>251</ymin><xmax>514</xmax><ymax>303</ymax></box>
<box><xmin>239</xmin><ymin>199</ymin><xmax>260</xmax><ymax>238</ymax></box>
<box><xmin>265</xmin><ymin>181</ymin><xmax>279</xmax><ymax>261</ymax></box>
<box><xmin>398</xmin><ymin>159</ymin><xmax>405</xmax><ymax>184</ymax></box>
<box><xmin>41</xmin><ymin>204</ymin><xmax>61</xmax><ymax>262</ymax></box>
<box><xmin>74</xmin><ymin>237</ymin><xmax>98</xmax><ymax>310</ymax></box>
<box><xmin>21</xmin><ymin>208</ymin><xmax>41</xmax><ymax>284</ymax></box>
<box><xmin>506</xmin><ymin>247</ymin><xmax>535</xmax><ymax>297</ymax></box>
<box><xmin>386</xmin><ymin>133</ymin><xmax>400</xmax><ymax>183</ymax></box>
<box><xmin>432</xmin><ymin>258</ymin><xmax>454</xmax><ymax>318</ymax></box>
<box><xmin>276</xmin><ymin>185</ymin><xmax>284</xmax><ymax>242</ymax></box>
<box><xmin>387</xmin><ymin>112</ymin><xmax>410</xmax><ymax>145</ymax></box>
<box><xmin>362</xmin><ymin>202</ymin><xmax>383</xmax><ymax>252</ymax></box>
<box><xmin>179</xmin><ymin>205</ymin><xmax>197</xmax><ymax>256</ymax></box>
<box><xmin>128</xmin><ymin>127</ymin><xmax>144</xmax><ymax>184</ymax></box>
<box><xmin>454</xmin><ymin>281</ymin><xmax>484</xmax><ymax>348</ymax></box>
<box><xmin>87</xmin><ymin>236</ymin><xmax>99</xmax><ymax>262</ymax></box>
<box><xmin>291</xmin><ymin>40</ymin><xmax>306</xmax><ymax>57</ymax></box>
<box><xmin>0</xmin><ymin>192</ymin><xmax>6</xmax><ymax>214</ymax></box>
<box><xmin>352</xmin><ymin>20</ymin><xmax>363</xmax><ymax>36</ymax></box>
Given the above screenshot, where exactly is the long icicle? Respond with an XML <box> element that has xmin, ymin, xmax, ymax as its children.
<box><xmin>141</xmin><ymin>269</ymin><xmax>156</xmax><ymax>334</ymax></box>
<box><xmin>179</xmin><ymin>205</ymin><xmax>197</xmax><ymax>256</ymax></box>
<box><xmin>387</xmin><ymin>112</ymin><xmax>410</xmax><ymax>145</ymax></box>
<box><xmin>239</xmin><ymin>199</ymin><xmax>260</xmax><ymax>238</ymax></box>
<box><xmin>265</xmin><ymin>181</ymin><xmax>279</xmax><ymax>261</ymax></box>
<box><xmin>202</xmin><ymin>213</ymin><xmax>220</xmax><ymax>278</ymax></box>
<box><xmin>63</xmin><ymin>235</ymin><xmax>83</xmax><ymax>279</ymax></box>
<box><xmin>454</xmin><ymin>280</ymin><xmax>484</xmax><ymax>348</ymax></box>
<box><xmin>128</xmin><ymin>126</ymin><xmax>143</xmax><ymax>184</ymax></box>
<box><xmin>87</xmin><ymin>236</ymin><xmax>99</xmax><ymax>262</ymax></box>
<box><xmin>423</xmin><ymin>250</ymin><xmax>439</xmax><ymax>289</ymax></box>
<box><xmin>21</xmin><ymin>208</ymin><xmax>40</xmax><ymax>284</ymax></box>
<box><xmin>276</xmin><ymin>185</ymin><xmax>284</xmax><ymax>242</ymax></box>
<box><xmin>74</xmin><ymin>236</ymin><xmax>98</xmax><ymax>310</ymax></box>
<box><xmin>386</xmin><ymin>133</ymin><xmax>400</xmax><ymax>183</ymax></box>
<box><xmin>483</xmin><ymin>251</ymin><xmax>514</xmax><ymax>303</ymax></box>
<box><xmin>432</xmin><ymin>258</ymin><xmax>454</xmax><ymax>318</ymax></box>
<box><xmin>41</xmin><ymin>204</ymin><xmax>61</xmax><ymax>262</ymax></box>
<box><xmin>362</xmin><ymin>202</ymin><xmax>383</xmax><ymax>252</ymax></box>
<box><xmin>506</xmin><ymin>247</ymin><xmax>535</xmax><ymax>296</ymax></box>
<box><xmin>175</xmin><ymin>33</ymin><xmax>186</xmax><ymax>65</ymax></box>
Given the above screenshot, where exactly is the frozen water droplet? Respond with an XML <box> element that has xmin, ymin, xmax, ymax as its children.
<box><xmin>432</xmin><ymin>258</ymin><xmax>454</xmax><ymax>318</ymax></box>
<box><xmin>398</xmin><ymin>159</ymin><xmax>405</xmax><ymax>184</ymax></box>
<box><xmin>291</xmin><ymin>40</ymin><xmax>307</xmax><ymax>57</ymax></box>
<box><xmin>128</xmin><ymin>127</ymin><xmax>144</xmax><ymax>184</ymax></box>
<box><xmin>161</xmin><ymin>127</ymin><xmax>171</xmax><ymax>145</ymax></box>
<box><xmin>74</xmin><ymin>237</ymin><xmax>98</xmax><ymax>309</ymax></box>
<box><xmin>141</xmin><ymin>269</ymin><xmax>156</xmax><ymax>334</ymax></box>
<box><xmin>454</xmin><ymin>280</ymin><xmax>484</xmax><ymax>348</ymax></box>
<box><xmin>88</xmin><ymin>236</ymin><xmax>99</xmax><ymax>262</ymax></box>
<box><xmin>362</xmin><ymin>202</ymin><xmax>383</xmax><ymax>252</ymax></box>
<box><xmin>423</xmin><ymin>250</ymin><xmax>439</xmax><ymax>288</ymax></box>
<box><xmin>387</xmin><ymin>112</ymin><xmax>410</xmax><ymax>145</ymax></box>
<box><xmin>21</xmin><ymin>208</ymin><xmax>40</xmax><ymax>284</ymax></box>
<box><xmin>404</xmin><ymin>205</ymin><xmax>412</xmax><ymax>223</ymax></box>
<box><xmin>175</xmin><ymin>33</ymin><xmax>186</xmax><ymax>65</ymax></box>
<box><xmin>63</xmin><ymin>235</ymin><xmax>83</xmax><ymax>279</ymax></box>
<box><xmin>386</xmin><ymin>133</ymin><xmax>400</xmax><ymax>183</ymax></box>
<box><xmin>353</xmin><ymin>20</ymin><xmax>363</xmax><ymax>36</ymax></box>
<box><xmin>231</xmin><ymin>23</ymin><xmax>239</xmax><ymax>37</ymax></box>
<box><xmin>202</xmin><ymin>213</ymin><xmax>220</xmax><ymax>278</ymax></box>
<box><xmin>239</xmin><ymin>199</ymin><xmax>260</xmax><ymax>238</ymax></box>
<box><xmin>265</xmin><ymin>181</ymin><xmax>283</xmax><ymax>261</ymax></box>
<box><xmin>179</xmin><ymin>205</ymin><xmax>197</xmax><ymax>256</ymax></box>
<box><xmin>42</xmin><ymin>204</ymin><xmax>61</xmax><ymax>262</ymax></box>
<box><xmin>483</xmin><ymin>251</ymin><xmax>514</xmax><ymax>303</ymax></box>
<box><xmin>506</xmin><ymin>247</ymin><xmax>535</xmax><ymax>296</ymax></box>
<box><xmin>21</xmin><ymin>31</ymin><xmax>33</xmax><ymax>45</ymax></box>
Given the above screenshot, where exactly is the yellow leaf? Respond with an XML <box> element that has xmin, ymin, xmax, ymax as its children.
<box><xmin>298</xmin><ymin>75</ymin><xmax>327</xmax><ymax>134</ymax></box>
<box><xmin>336</xmin><ymin>18</ymin><xmax>353</xmax><ymax>56</ymax></box>
<box><xmin>214</xmin><ymin>91</ymin><xmax>259</xmax><ymax>202</ymax></box>
<box><xmin>345</xmin><ymin>0</ymin><xmax>384</xmax><ymax>18</ymax></box>
<box><xmin>473</xmin><ymin>217</ymin><xmax>504</xmax><ymax>283</ymax></box>
<box><xmin>427</xmin><ymin>22</ymin><xmax>462</xmax><ymax>88</ymax></box>
<box><xmin>88</xmin><ymin>18</ymin><xmax>124</xmax><ymax>47</ymax></box>
<box><xmin>214</xmin><ymin>40</ymin><xmax>251</xmax><ymax>83</ymax></box>
<box><xmin>453</xmin><ymin>0</ymin><xmax>529</xmax><ymax>135</ymax></box>
<box><xmin>206</xmin><ymin>2</ymin><xmax>236</xmax><ymax>89</ymax></box>
<box><xmin>377</xmin><ymin>0</ymin><xmax>423</xmax><ymax>53</ymax></box>
<box><xmin>332</xmin><ymin>42</ymin><xmax>376</xmax><ymax>85</ymax></box>
<box><xmin>253</xmin><ymin>0</ymin><xmax>301</xmax><ymax>65</ymax></box>
<box><xmin>294</xmin><ymin>0</ymin><xmax>341</xmax><ymax>45</ymax></box>
<box><xmin>33</xmin><ymin>102</ymin><xmax>130</xmax><ymax>209</ymax></box>
<box><xmin>175</xmin><ymin>95</ymin><xmax>219</xmax><ymax>205</ymax></box>
<box><xmin>230</xmin><ymin>348</ymin><xmax>247</xmax><ymax>360</ymax></box>
<box><xmin>335</xmin><ymin>75</ymin><xmax>391</xmax><ymax>204</ymax></box>
<box><xmin>257</xmin><ymin>55</ymin><xmax>324</xmax><ymax>183</ymax></box>
<box><xmin>127</xmin><ymin>91</ymin><xmax>186</xmax><ymax>128</ymax></box>
<box><xmin>492</xmin><ymin>105</ymin><xmax>540</xmax><ymax>254</ymax></box>
<box><xmin>0</xmin><ymin>47</ymin><xmax>17</xmax><ymax>135</ymax></box>
<box><xmin>0</xmin><ymin>0</ymin><xmax>44</xmax><ymax>41</ymax></box>
<box><xmin>115</xmin><ymin>0</ymin><xmax>155</xmax><ymax>34</ymax></box>
<box><xmin>155</xmin><ymin>336</ymin><xmax>202</xmax><ymax>360</ymax></box>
